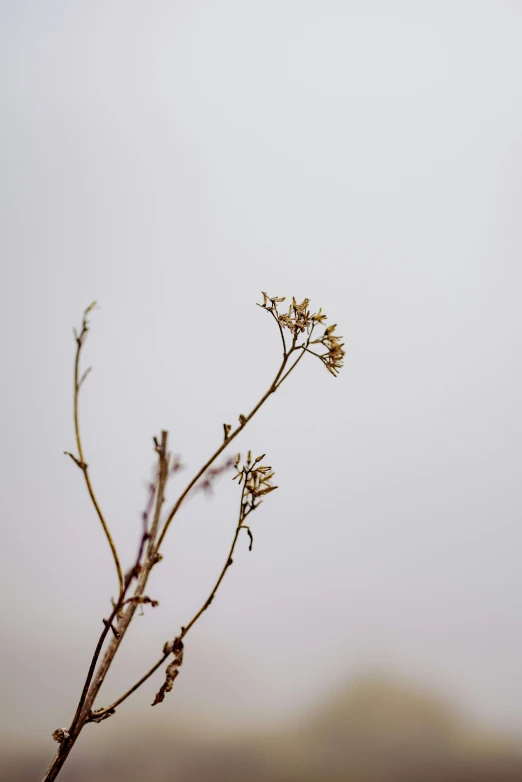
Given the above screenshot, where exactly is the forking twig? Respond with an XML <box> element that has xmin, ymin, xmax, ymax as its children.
<box><xmin>41</xmin><ymin>293</ymin><xmax>344</xmax><ymax>781</ymax></box>
<box><xmin>92</xmin><ymin>454</ymin><xmax>268</xmax><ymax>718</ymax></box>
<box><xmin>65</xmin><ymin>302</ymin><xmax>124</xmax><ymax>597</ymax></box>
<box><xmin>43</xmin><ymin>430</ymin><xmax>171</xmax><ymax>781</ymax></box>
<box><xmin>154</xmin><ymin>310</ymin><xmax>316</xmax><ymax>554</ymax></box>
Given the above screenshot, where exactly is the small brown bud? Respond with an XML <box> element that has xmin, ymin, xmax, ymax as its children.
<box><xmin>52</xmin><ymin>728</ymin><xmax>70</xmax><ymax>744</ymax></box>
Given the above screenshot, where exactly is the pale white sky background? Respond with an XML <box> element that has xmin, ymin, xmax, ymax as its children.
<box><xmin>2</xmin><ymin>0</ymin><xmax>522</xmax><ymax>749</ymax></box>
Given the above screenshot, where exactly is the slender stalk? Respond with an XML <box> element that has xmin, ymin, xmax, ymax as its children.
<box><xmin>275</xmin><ymin>334</ymin><xmax>312</xmax><ymax>387</ymax></box>
<box><xmin>268</xmin><ymin>306</ymin><xmax>287</xmax><ymax>358</ymax></box>
<box><xmin>87</xmin><ymin>342</ymin><xmax>316</xmax><ymax>724</ymax></box>
<box><xmin>42</xmin><ymin>433</ymin><xmax>170</xmax><ymax>781</ymax></box>
<box><xmin>147</xmin><ymin>431</ymin><xmax>170</xmax><ymax>553</ymax></box>
<box><xmin>42</xmin><ymin>295</ymin><xmax>342</xmax><ymax>781</ymax></box>
<box><xmin>92</xmin><ymin>469</ymin><xmax>253</xmax><ymax>720</ymax></box>
<box><xmin>70</xmin><ymin>303</ymin><xmax>124</xmax><ymax>596</ymax></box>
<box><xmin>155</xmin><ymin>349</ymin><xmax>291</xmax><ymax>553</ymax></box>
<box><xmin>181</xmin><ymin>495</ymin><xmax>247</xmax><ymax>637</ymax></box>
<box><xmin>66</xmin><ymin>585</ymin><xmax>129</xmax><ymax>737</ymax></box>
<box><xmin>300</xmin><ymin>346</ymin><xmax>325</xmax><ymax>360</ymax></box>
<box><xmin>44</xmin><ymin>332</ymin><xmax>292</xmax><ymax>780</ymax></box>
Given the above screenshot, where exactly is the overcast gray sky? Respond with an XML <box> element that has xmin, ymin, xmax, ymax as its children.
<box><xmin>2</xmin><ymin>0</ymin><xmax>522</xmax><ymax>747</ymax></box>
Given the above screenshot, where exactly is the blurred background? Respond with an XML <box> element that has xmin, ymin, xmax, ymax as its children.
<box><xmin>2</xmin><ymin>1</ymin><xmax>522</xmax><ymax>779</ymax></box>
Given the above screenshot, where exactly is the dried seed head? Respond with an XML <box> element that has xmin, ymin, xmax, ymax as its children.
<box><xmin>258</xmin><ymin>291</ymin><xmax>345</xmax><ymax>376</ymax></box>
<box><xmin>260</xmin><ymin>292</ymin><xmax>286</xmax><ymax>308</ymax></box>
<box><xmin>234</xmin><ymin>453</ymin><xmax>278</xmax><ymax>518</ymax></box>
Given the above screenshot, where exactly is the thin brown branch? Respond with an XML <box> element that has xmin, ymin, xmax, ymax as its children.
<box><xmin>275</xmin><ymin>325</ymin><xmax>315</xmax><ymax>388</ymax></box>
<box><xmin>42</xmin><ymin>433</ymin><xmax>171</xmax><ymax>781</ymax></box>
<box><xmin>90</xmin><ymin>654</ymin><xmax>170</xmax><ymax>720</ymax></box>
<box><xmin>66</xmin><ymin>589</ymin><xmax>129</xmax><ymax>737</ymax></box>
<box><xmin>70</xmin><ymin>302</ymin><xmax>124</xmax><ymax>596</ymax></box>
<box><xmin>146</xmin><ymin>431</ymin><xmax>169</xmax><ymax>554</ymax></box>
<box><xmin>155</xmin><ymin>345</ymin><xmax>294</xmax><ymax>554</ymax></box>
<box><xmin>268</xmin><ymin>306</ymin><xmax>287</xmax><ymax>358</ymax></box>
<box><xmin>92</xmin><ymin>470</ymin><xmax>254</xmax><ymax>719</ymax></box>
<box><xmin>180</xmin><ymin>480</ymin><xmax>247</xmax><ymax>638</ymax></box>
<box><xmin>300</xmin><ymin>346</ymin><xmax>325</xmax><ymax>360</ymax></box>
<box><xmin>63</xmin><ymin>436</ymin><xmax>169</xmax><ymax>740</ymax></box>
<box><xmin>42</xmin><ymin>293</ymin><xmax>343</xmax><ymax>781</ymax></box>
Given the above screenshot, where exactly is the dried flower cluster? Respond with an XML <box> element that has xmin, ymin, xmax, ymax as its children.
<box><xmin>233</xmin><ymin>451</ymin><xmax>277</xmax><ymax>518</ymax></box>
<box><xmin>259</xmin><ymin>292</ymin><xmax>345</xmax><ymax>376</ymax></box>
<box><xmin>311</xmin><ymin>323</ymin><xmax>346</xmax><ymax>376</ymax></box>
<box><xmin>150</xmin><ymin>451</ymin><xmax>278</xmax><ymax>708</ymax></box>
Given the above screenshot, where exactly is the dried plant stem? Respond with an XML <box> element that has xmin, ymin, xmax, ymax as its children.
<box><xmin>155</xmin><ymin>327</ymin><xmax>309</xmax><ymax>553</ymax></box>
<box><xmin>77</xmin><ymin>330</ymin><xmax>316</xmax><ymax>726</ymax></box>
<box><xmin>42</xmin><ymin>294</ymin><xmax>340</xmax><ymax>782</ymax></box>
<box><xmin>274</xmin><ymin>336</ymin><xmax>310</xmax><ymax>387</ymax></box>
<box><xmin>44</xmin><ymin>346</ymin><xmax>289</xmax><ymax>780</ymax></box>
<box><xmin>148</xmin><ymin>431</ymin><xmax>170</xmax><ymax>552</ymax></box>
<box><xmin>65</xmin><ymin>434</ymin><xmax>169</xmax><ymax>738</ymax></box>
<box><xmin>42</xmin><ymin>434</ymin><xmax>170</xmax><ymax>782</ymax></box>
<box><xmin>154</xmin><ymin>388</ymin><xmax>277</xmax><ymax>551</ymax></box>
<box><xmin>92</xmin><ymin>470</ymin><xmax>252</xmax><ymax>719</ymax></box>
<box><xmin>68</xmin><ymin>303</ymin><xmax>124</xmax><ymax>596</ymax></box>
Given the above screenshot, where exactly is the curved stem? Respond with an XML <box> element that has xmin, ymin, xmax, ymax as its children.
<box><xmin>90</xmin><ymin>337</ymin><xmax>312</xmax><ymax>722</ymax></box>
<box><xmin>181</xmin><ymin>490</ymin><xmax>247</xmax><ymax>638</ymax></box>
<box><xmin>268</xmin><ymin>307</ymin><xmax>287</xmax><ymax>358</ymax></box>
<box><xmin>42</xmin><ymin>438</ymin><xmax>171</xmax><ymax>781</ymax></box>
<box><xmin>67</xmin><ymin>588</ymin><xmax>128</xmax><ymax>735</ymax></box>
<box><xmin>95</xmin><ymin>655</ymin><xmax>170</xmax><ymax>717</ymax></box>
<box><xmin>92</xmin><ymin>476</ymin><xmax>251</xmax><ymax>720</ymax></box>
<box><xmin>155</xmin><ymin>351</ymin><xmax>290</xmax><ymax>553</ymax></box>
<box><xmin>43</xmin><ymin>302</ymin><xmax>322</xmax><ymax>779</ymax></box>
<box><xmin>72</xmin><ymin>304</ymin><xmax>124</xmax><ymax>596</ymax></box>
<box><xmin>275</xmin><ymin>325</ymin><xmax>315</xmax><ymax>388</ymax></box>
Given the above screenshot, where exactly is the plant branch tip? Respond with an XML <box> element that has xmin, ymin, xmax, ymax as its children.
<box><xmin>88</xmin><ymin>708</ymin><xmax>115</xmax><ymax>724</ymax></box>
<box><xmin>64</xmin><ymin>451</ymin><xmax>86</xmax><ymax>470</ymax></box>
<box><xmin>78</xmin><ymin>367</ymin><xmax>92</xmax><ymax>389</ymax></box>
<box><xmin>122</xmin><ymin>596</ymin><xmax>159</xmax><ymax>609</ymax></box>
<box><xmin>258</xmin><ymin>291</ymin><xmax>345</xmax><ymax>376</ymax></box>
